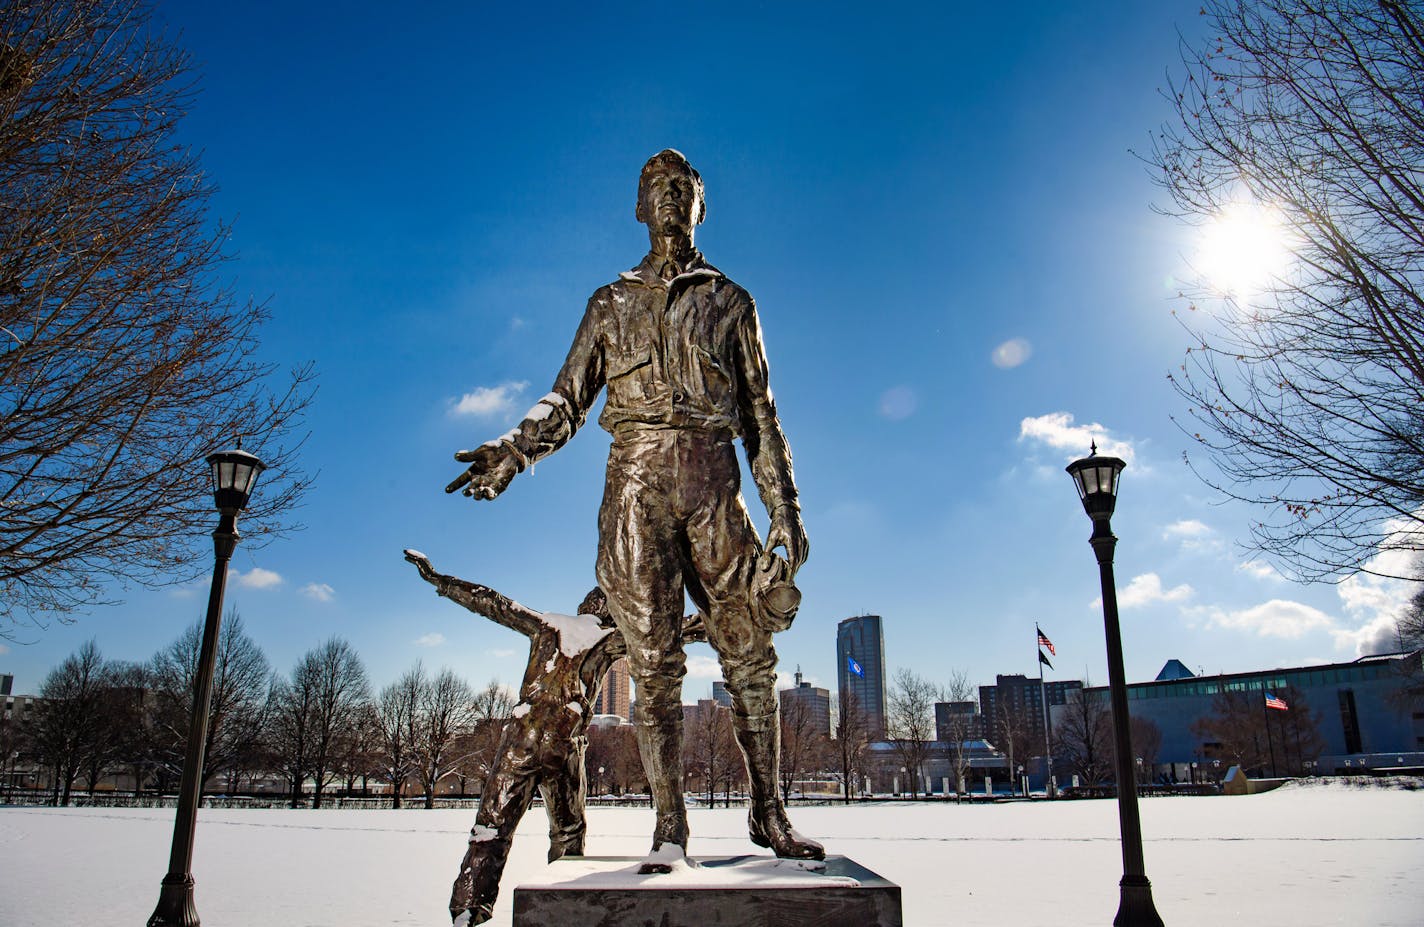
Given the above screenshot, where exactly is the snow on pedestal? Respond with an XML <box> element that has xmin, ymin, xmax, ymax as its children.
<box><xmin>512</xmin><ymin>855</ymin><xmax>901</xmax><ymax>927</ymax></box>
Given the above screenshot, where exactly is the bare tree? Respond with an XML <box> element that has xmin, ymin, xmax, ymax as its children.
<box><xmin>832</xmin><ymin>689</ymin><xmax>870</xmax><ymax>804</ymax></box>
<box><xmin>374</xmin><ymin>663</ymin><xmax>425</xmax><ymax>808</ymax></box>
<box><xmin>1147</xmin><ymin>0</ymin><xmax>1424</xmax><ymax>581</ymax></box>
<box><xmin>1056</xmin><ymin>687</ymin><xmax>1113</xmax><ymax>787</ymax></box>
<box><xmin>0</xmin><ymin>0</ymin><xmax>313</xmax><ymax>633</ymax></box>
<box><xmin>936</xmin><ymin>670</ymin><xmax>977</xmax><ymax>797</ymax></box>
<box><xmin>81</xmin><ymin>658</ymin><xmax>148</xmax><ymax>794</ymax></box>
<box><xmin>585</xmin><ymin>724</ymin><xmax>643</xmax><ymax>796</ymax></box>
<box><xmin>266</xmin><ymin>671</ymin><xmax>314</xmax><ymax>807</ymax></box>
<box><xmin>993</xmin><ymin>701</ymin><xmax>1043</xmax><ymax>794</ymax></box>
<box><xmin>268</xmin><ymin>638</ymin><xmax>369</xmax><ymax>808</ymax></box>
<box><xmin>1130</xmin><ymin>717</ymin><xmax>1163</xmax><ymax>784</ymax></box>
<box><xmin>1194</xmin><ymin>683</ymin><xmax>1324</xmax><ymax>776</ymax></box>
<box><xmin>465</xmin><ymin>679</ymin><xmax>515</xmax><ymax>790</ymax></box>
<box><xmin>886</xmin><ymin>668</ymin><xmax>936</xmax><ymax>799</ymax></box>
<box><xmin>684</xmin><ymin>701</ymin><xmax>735</xmax><ymax>806</ymax></box>
<box><xmin>1401</xmin><ymin>588</ymin><xmax>1424</xmax><ymax>649</ymax></box>
<box><xmin>302</xmin><ymin>638</ymin><xmax>369</xmax><ymax>809</ymax></box>
<box><xmin>148</xmin><ymin>609</ymin><xmax>270</xmax><ymax>793</ymax></box>
<box><xmin>0</xmin><ymin>700</ymin><xmax>31</xmax><ymax>800</ymax></box>
<box><xmin>30</xmin><ymin>639</ymin><xmax>108</xmax><ymax>804</ymax></box>
<box><xmin>778</xmin><ymin>694</ymin><xmax>826</xmax><ymax>803</ymax></box>
<box><xmin>1391</xmin><ymin>589</ymin><xmax>1424</xmax><ymax>712</ymax></box>
<box><xmin>414</xmin><ymin>667</ymin><xmax>476</xmax><ymax>808</ymax></box>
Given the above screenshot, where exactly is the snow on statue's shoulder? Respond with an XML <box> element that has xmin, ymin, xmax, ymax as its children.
<box><xmin>403</xmin><ymin>548</ymin><xmax>427</xmax><ymax>560</ymax></box>
<box><xmin>540</xmin><ymin>612</ymin><xmax>615</xmax><ymax>656</ymax></box>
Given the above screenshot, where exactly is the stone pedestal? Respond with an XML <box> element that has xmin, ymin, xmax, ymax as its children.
<box><xmin>512</xmin><ymin>854</ymin><xmax>901</xmax><ymax>927</ymax></box>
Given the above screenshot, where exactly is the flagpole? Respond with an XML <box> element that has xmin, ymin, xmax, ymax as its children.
<box><xmin>1261</xmin><ymin>683</ymin><xmax>1278</xmax><ymax>777</ymax></box>
<box><xmin>1036</xmin><ymin>624</ymin><xmax>1055</xmax><ymax>798</ymax></box>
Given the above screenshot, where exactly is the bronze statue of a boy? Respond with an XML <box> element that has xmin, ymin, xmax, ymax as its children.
<box><xmin>405</xmin><ymin>550</ymin><xmax>708</xmax><ymax>924</ymax></box>
<box><xmin>446</xmin><ymin>150</ymin><xmax>820</xmax><ymax>870</ymax></box>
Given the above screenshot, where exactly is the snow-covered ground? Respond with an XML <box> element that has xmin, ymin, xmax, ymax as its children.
<box><xmin>3</xmin><ymin>781</ymin><xmax>1420</xmax><ymax>926</ymax></box>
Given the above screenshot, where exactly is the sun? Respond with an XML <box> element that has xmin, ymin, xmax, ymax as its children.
<box><xmin>1194</xmin><ymin>201</ymin><xmax>1295</xmax><ymax>299</ymax></box>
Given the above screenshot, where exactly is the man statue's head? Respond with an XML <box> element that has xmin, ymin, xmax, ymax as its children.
<box><xmin>636</xmin><ymin>149</ymin><xmax>705</xmax><ymax>234</ymax></box>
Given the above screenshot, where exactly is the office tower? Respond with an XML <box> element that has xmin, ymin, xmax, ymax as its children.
<box><xmin>779</xmin><ymin>667</ymin><xmax>831</xmax><ymax>737</ymax></box>
<box><xmin>836</xmin><ymin>614</ymin><xmax>887</xmax><ymax>738</ymax></box>
<box><xmin>593</xmin><ymin>657</ymin><xmax>631</xmax><ymax>721</ymax></box>
<box><xmin>711</xmin><ymin>680</ymin><xmax>733</xmax><ymax>707</ymax></box>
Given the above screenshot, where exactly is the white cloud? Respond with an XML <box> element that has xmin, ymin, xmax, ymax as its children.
<box><xmin>1324</xmin><ymin>513</ymin><xmax>1423</xmax><ymax>655</ymax></box>
<box><xmin>1163</xmin><ymin>519</ymin><xmax>1210</xmax><ymax>539</ymax></box>
<box><xmin>491</xmin><ymin>649</ymin><xmax>516</xmax><ymax>659</ymax></box>
<box><xmin>1201</xmin><ymin>599</ymin><xmax>1337</xmax><ymax>639</ymax></box>
<box><xmin>300</xmin><ymin>582</ymin><xmax>335</xmax><ymax>603</ymax></box>
<box><xmin>1162</xmin><ymin>519</ymin><xmax>1224</xmax><ymax>554</ymax></box>
<box><xmin>684</xmin><ymin>654</ymin><xmax>722</xmax><ymax>681</ymax></box>
<box><xmin>1331</xmin><ymin>616</ymin><xmax>1402</xmax><ymax>656</ymax></box>
<box><xmin>414</xmin><ymin>632</ymin><xmax>446</xmax><ymax>648</ymax></box>
<box><xmin>991</xmin><ymin>338</ymin><xmax>1032</xmax><ymax>369</ymax></box>
<box><xmin>448</xmin><ymin>380</ymin><xmax>529</xmax><ymax>418</ymax></box>
<box><xmin>233</xmin><ymin>567</ymin><xmax>283</xmax><ymax>590</ymax></box>
<box><xmin>1018</xmin><ymin>411</ymin><xmax>1136</xmax><ymax>464</ymax></box>
<box><xmin>1338</xmin><ymin>571</ymin><xmax>1413</xmax><ymax>629</ymax></box>
<box><xmin>1094</xmin><ymin>572</ymin><xmax>1193</xmax><ymax>610</ymax></box>
<box><xmin>1237</xmin><ymin>560</ymin><xmax>1282</xmax><ymax>581</ymax></box>
<box><xmin>877</xmin><ymin>386</ymin><xmax>918</xmax><ymax>421</ymax></box>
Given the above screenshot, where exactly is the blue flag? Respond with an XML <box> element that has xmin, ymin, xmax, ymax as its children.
<box><xmin>847</xmin><ymin>655</ymin><xmax>864</xmax><ymax>677</ymax></box>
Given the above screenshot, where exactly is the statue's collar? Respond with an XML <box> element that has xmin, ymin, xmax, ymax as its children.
<box><xmin>619</xmin><ymin>251</ymin><xmax>722</xmax><ymax>288</ymax></box>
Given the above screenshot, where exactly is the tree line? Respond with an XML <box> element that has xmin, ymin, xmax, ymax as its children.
<box><xmin>2</xmin><ymin>614</ymin><xmax>519</xmax><ymax>807</ymax></box>
<box><xmin>7</xmin><ymin>616</ymin><xmax>1368</xmax><ymax>809</ymax></box>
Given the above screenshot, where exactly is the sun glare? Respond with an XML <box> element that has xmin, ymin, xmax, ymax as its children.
<box><xmin>1195</xmin><ymin>201</ymin><xmax>1294</xmax><ymax>299</ymax></box>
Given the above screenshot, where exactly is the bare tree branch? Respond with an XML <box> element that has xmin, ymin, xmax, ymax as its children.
<box><xmin>1146</xmin><ymin>0</ymin><xmax>1424</xmax><ymax>582</ymax></box>
<box><xmin>0</xmin><ymin>0</ymin><xmax>313</xmax><ymax>632</ymax></box>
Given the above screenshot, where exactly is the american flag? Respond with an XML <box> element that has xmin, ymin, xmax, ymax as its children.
<box><xmin>1265</xmin><ymin>692</ymin><xmax>1289</xmax><ymax>711</ymax></box>
<box><xmin>1036</xmin><ymin>627</ymin><xmax>1056</xmax><ymax>656</ymax></box>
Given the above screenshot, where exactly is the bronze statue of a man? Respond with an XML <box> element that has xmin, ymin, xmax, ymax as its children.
<box><xmin>447</xmin><ymin>149</ymin><xmax>821</xmax><ymax>869</ymax></box>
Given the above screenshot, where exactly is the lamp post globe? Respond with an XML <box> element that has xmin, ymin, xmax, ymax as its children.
<box><xmin>1065</xmin><ymin>444</ymin><xmax>1165</xmax><ymax>927</ymax></box>
<box><xmin>148</xmin><ymin>445</ymin><xmax>264</xmax><ymax>927</ymax></box>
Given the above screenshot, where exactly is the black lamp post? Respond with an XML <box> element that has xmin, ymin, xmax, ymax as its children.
<box><xmin>1066</xmin><ymin>444</ymin><xmax>1165</xmax><ymax>927</ymax></box>
<box><xmin>148</xmin><ymin>447</ymin><xmax>264</xmax><ymax>927</ymax></box>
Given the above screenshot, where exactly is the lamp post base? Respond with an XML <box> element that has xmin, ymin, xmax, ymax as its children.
<box><xmin>148</xmin><ymin>873</ymin><xmax>200</xmax><ymax>927</ymax></box>
<box><xmin>1114</xmin><ymin>874</ymin><xmax>1165</xmax><ymax>927</ymax></box>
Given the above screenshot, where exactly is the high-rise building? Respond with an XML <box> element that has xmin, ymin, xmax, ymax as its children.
<box><xmin>779</xmin><ymin>668</ymin><xmax>831</xmax><ymax>737</ymax></box>
<box><xmin>934</xmin><ymin>700</ymin><xmax>985</xmax><ymax>743</ymax></box>
<box><xmin>592</xmin><ymin>657</ymin><xmax>630</xmax><ymax>721</ymax></box>
<box><xmin>979</xmin><ymin>674</ymin><xmax>1082</xmax><ymax>754</ymax></box>
<box><xmin>837</xmin><ymin>614</ymin><xmax>887</xmax><ymax>738</ymax></box>
<box><xmin>711</xmin><ymin>680</ymin><xmax>733</xmax><ymax>707</ymax></box>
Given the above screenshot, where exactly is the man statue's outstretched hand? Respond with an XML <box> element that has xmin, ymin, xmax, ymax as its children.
<box><xmin>765</xmin><ymin>505</ymin><xmax>809</xmax><ymax>574</ymax></box>
<box><xmin>446</xmin><ymin>443</ymin><xmax>520</xmax><ymax>500</ymax></box>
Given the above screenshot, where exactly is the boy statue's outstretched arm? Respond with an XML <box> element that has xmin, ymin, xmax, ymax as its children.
<box><xmin>403</xmin><ymin>549</ymin><xmax>543</xmax><ymax>639</ymax></box>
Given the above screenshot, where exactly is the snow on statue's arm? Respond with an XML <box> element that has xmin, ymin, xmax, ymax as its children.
<box><xmin>402</xmin><ymin>549</ymin><xmax>543</xmax><ymax>639</ymax></box>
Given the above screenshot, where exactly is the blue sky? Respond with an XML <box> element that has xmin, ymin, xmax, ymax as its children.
<box><xmin>5</xmin><ymin>1</ymin><xmax>1413</xmax><ymax>700</ymax></box>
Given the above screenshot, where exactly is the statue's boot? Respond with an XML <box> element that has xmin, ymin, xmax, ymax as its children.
<box><xmin>634</xmin><ymin>701</ymin><xmax>690</xmax><ymax>873</ymax></box>
<box><xmin>734</xmin><ymin>713</ymin><xmax>825</xmax><ymax>860</ymax></box>
<box><xmin>547</xmin><ymin>832</ymin><xmax>583</xmax><ymax>862</ymax></box>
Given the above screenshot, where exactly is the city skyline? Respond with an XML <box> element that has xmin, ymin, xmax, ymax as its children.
<box><xmin>4</xmin><ymin>1</ymin><xmax>1417</xmax><ymax>704</ymax></box>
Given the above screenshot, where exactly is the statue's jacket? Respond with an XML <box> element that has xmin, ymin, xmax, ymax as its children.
<box><xmin>497</xmin><ymin>250</ymin><xmax>800</xmax><ymax>516</ymax></box>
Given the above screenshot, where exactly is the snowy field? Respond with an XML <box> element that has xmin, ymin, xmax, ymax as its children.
<box><xmin>2</xmin><ymin>781</ymin><xmax>1420</xmax><ymax>926</ymax></box>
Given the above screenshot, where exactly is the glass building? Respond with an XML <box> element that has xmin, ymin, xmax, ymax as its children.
<box><xmin>837</xmin><ymin>614</ymin><xmax>887</xmax><ymax>738</ymax></box>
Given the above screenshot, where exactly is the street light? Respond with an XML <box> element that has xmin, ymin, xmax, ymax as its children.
<box><xmin>1066</xmin><ymin>444</ymin><xmax>1165</xmax><ymax>927</ymax></box>
<box><xmin>148</xmin><ymin>446</ymin><xmax>264</xmax><ymax>927</ymax></box>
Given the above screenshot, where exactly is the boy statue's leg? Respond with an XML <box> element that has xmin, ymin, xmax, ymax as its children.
<box><xmin>450</xmin><ymin>726</ymin><xmax>541</xmax><ymax>925</ymax></box>
<box><xmin>539</xmin><ymin>734</ymin><xmax>588</xmax><ymax>862</ymax></box>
